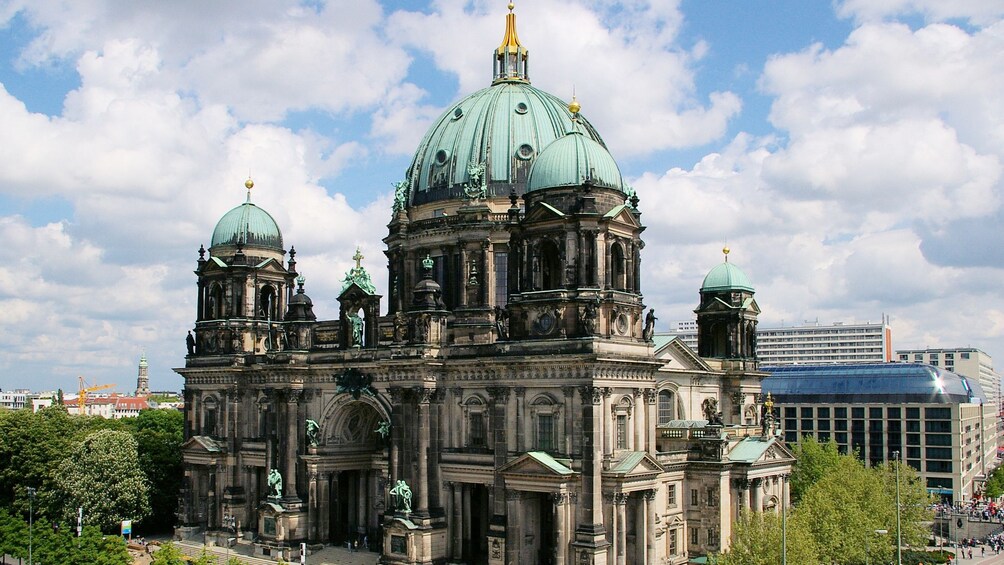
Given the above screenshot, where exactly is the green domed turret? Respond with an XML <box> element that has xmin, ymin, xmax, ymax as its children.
<box><xmin>210</xmin><ymin>179</ymin><xmax>284</xmax><ymax>253</ymax></box>
<box><xmin>527</xmin><ymin>130</ymin><xmax>623</xmax><ymax>192</ymax></box>
<box><xmin>701</xmin><ymin>248</ymin><xmax>755</xmax><ymax>293</ymax></box>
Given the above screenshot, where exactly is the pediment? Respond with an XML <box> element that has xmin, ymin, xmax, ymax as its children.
<box><xmin>602</xmin><ymin>204</ymin><xmax>641</xmax><ymax>229</ymax></box>
<box><xmin>523</xmin><ymin>202</ymin><xmax>566</xmax><ymax>223</ymax></box>
<box><xmin>728</xmin><ymin>436</ymin><xmax>795</xmax><ymax>465</ymax></box>
<box><xmin>181</xmin><ymin>435</ymin><xmax>225</xmax><ymax>454</ymax></box>
<box><xmin>654</xmin><ymin>338</ymin><xmax>711</xmax><ymax>371</ymax></box>
<box><xmin>605</xmin><ymin>451</ymin><xmax>665</xmax><ymax>477</ymax></box>
<box><xmin>500</xmin><ymin>451</ymin><xmax>575</xmax><ymax>478</ymax></box>
<box><xmin>339</xmin><ymin>283</ymin><xmax>381</xmax><ymax>301</ymax></box>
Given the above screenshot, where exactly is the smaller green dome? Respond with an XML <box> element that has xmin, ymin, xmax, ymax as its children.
<box><xmin>701</xmin><ymin>262</ymin><xmax>755</xmax><ymax>293</ymax></box>
<box><xmin>526</xmin><ymin>130</ymin><xmax>623</xmax><ymax>192</ymax></box>
<box><xmin>211</xmin><ymin>196</ymin><xmax>284</xmax><ymax>252</ymax></box>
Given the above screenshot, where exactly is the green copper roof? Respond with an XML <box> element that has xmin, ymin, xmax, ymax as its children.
<box><xmin>211</xmin><ymin>194</ymin><xmax>283</xmax><ymax>252</ymax></box>
<box><xmin>527</xmin><ymin>130</ymin><xmax>623</xmax><ymax>192</ymax></box>
<box><xmin>701</xmin><ymin>261</ymin><xmax>755</xmax><ymax>293</ymax></box>
<box><xmin>405</xmin><ymin>81</ymin><xmax>606</xmax><ymax>206</ymax></box>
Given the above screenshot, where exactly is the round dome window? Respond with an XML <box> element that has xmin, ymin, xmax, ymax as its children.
<box><xmin>453</xmin><ymin>107</ymin><xmax>464</xmax><ymax>120</ymax></box>
<box><xmin>435</xmin><ymin>149</ymin><xmax>451</xmax><ymax>165</ymax></box>
<box><xmin>515</xmin><ymin>144</ymin><xmax>535</xmax><ymax>160</ymax></box>
<box><xmin>515</xmin><ymin>102</ymin><xmax>528</xmax><ymax>114</ymax></box>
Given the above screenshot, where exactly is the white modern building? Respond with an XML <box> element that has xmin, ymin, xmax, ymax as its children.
<box><xmin>661</xmin><ymin>317</ymin><xmax>893</xmax><ymax>366</ymax></box>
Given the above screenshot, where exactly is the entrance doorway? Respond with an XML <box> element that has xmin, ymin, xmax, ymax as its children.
<box><xmin>329</xmin><ymin>470</ymin><xmax>378</xmax><ymax>548</ymax></box>
<box><xmin>465</xmin><ymin>484</ymin><xmax>490</xmax><ymax>563</ymax></box>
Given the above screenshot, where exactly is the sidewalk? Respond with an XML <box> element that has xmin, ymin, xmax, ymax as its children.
<box><xmin>172</xmin><ymin>540</ymin><xmax>380</xmax><ymax>565</ymax></box>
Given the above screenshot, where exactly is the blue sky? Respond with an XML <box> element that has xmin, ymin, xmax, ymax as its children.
<box><xmin>0</xmin><ymin>0</ymin><xmax>1001</xmax><ymax>395</ymax></box>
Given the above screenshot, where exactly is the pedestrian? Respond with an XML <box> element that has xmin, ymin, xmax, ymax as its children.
<box><xmin>354</xmin><ymin>539</ymin><xmax>359</xmax><ymax>552</ymax></box>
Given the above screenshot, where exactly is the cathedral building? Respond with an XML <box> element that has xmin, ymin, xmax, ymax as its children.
<box><xmin>176</xmin><ymin>6</ymin><xmax>793</xmax><ymax>564</ymax></box>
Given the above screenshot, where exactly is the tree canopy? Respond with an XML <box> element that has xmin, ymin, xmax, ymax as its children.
<box><xmin>55</xmin><ymin>429</ymin><xmax>152</xmax><ymax>532</ymax></box>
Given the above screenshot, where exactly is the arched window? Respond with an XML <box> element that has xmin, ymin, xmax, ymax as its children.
<box><xmin>539</xmin><ymin>240</ymin><xmax>561</xmax><ymax>290</ymax></box>
<box><xmin>531</xmin><ymin>395</ymin><xmax>559</xmax><ymax>453</ymax></box>
<box><xmin>658</xmin><ymin>390</ymin><xmax>676</xmax><ymax>424</ymax></box>
<box><xmin>464</xmin><ymin>396</ymin><xmax>488</xmax><ymax>449</ymax></box>
<box><xmin>202</xmin><ymin>396</ymin><xmax>218</xmax><ymax>437</ymax></box>
<box><xmin>611</xmin><ymin>242</ymin><xmax>626</xmax><ymax>290</ymax></box>
<box><xmin>259</xmin><ymin>285</ymin><xmax>278</xmax><ymax>320</ymax></box>
<box><xmin>208</xmin><ymin>283</ymin><xmax>224</xmax><ymax>319</ymax></box>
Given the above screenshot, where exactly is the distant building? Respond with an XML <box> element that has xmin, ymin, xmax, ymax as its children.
<box><xmin>763</xmin><ymin>363</ymin><xmax>998</xmax><ymax>504</ymax></box>
<box><xmin>661</xmin><ymin>318</ymin><xmax>892</xmax><ymax>366</ymax></box>
<box><xmin>135</xmin><ymin>353</ymin><xmax>150</xmax><ymax>396</ymax></box>
<box><xmin>0</xmin><ymin>389</ymin><xmax>30</xmax><ymax>410</ymax></box>
<box><xmin>896</xmin><ymin>348</ymin><xmax>1000</xmax><ymax>412</ymax></box>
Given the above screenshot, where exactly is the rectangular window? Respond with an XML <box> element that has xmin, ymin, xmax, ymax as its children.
<box><xmin>835</xmin><ymin>432</ymin><xmax>847</xmax><ymax>444</ymax></box>
<box><xmin>926</xmin><ymin>433</ymin><xmax>952</xmax><ymax>446</ymax></box>
<box><xmin>818</xmin><ymin>420</ymin><xmax>831</xmax><ymax>431</ymax></box>
<box><xmin>667</xmin><ymin>484</ymin><xmax>677</xmax><ymax>508</ymax></box>
<box><xmin>852</xmin><ymin>407</ymin><xmax>865</xmax><ymax>418</ymax></box>
<box><xmin>906</xmin><ymin>407</ymin><xmax>920</xmax><ymax>419</ymax></box>
<box><xmin>926</xmin><ymin>447</ymin><xmax>953</xmax><ymax>460</ymax></box>
<box><xmin>616</xmin><ymin>415</ymin><xmax>628</xmax><ymax>450</ymax></box>
<box><xmin>869</xmin><ymin>407</ymin><xmax>883</xmax><ymax>419</ymax></box>
<box><xmin>691</xmin><ymin>489</ymin><xmax>699</xmax><ymax>507</ymax></box>
<box><xmin>691</xmin><ymin>528</ymin><xmax>699</xmax><ymax>545</ymax></box>
<box><xmin>925</xmin><ymin>421</ymin><xmax>952</xmax><ymax>433</ymax></box>
<box><xmin>537</xmin><ymin>414</ymin><xmax>554</xmax><ymax>452</ymax></box>
<box><xmin>669</xmin><ymin>529</ymin><xmax>678</xmax><ymax>555</ymax></box>
<box><xmin>469</xmin><ymin>413</ymin><xmax>486</xmax><ymax>448</ymax></box>
<box><xmin>907</xmin><ymin>434</ymin><xmax>921</xmax><ymax>446</ymax></box>
<box><xmin>708</xmin><ymin>528</ymin><xmax>717</xmax><ymax>545</ymax></box>
<box><xmin>835</xmin><ymin>407</ymin><xmax>848</xmax><ymax>419</ymax></box>
<box><xmin>784</xmin><ymin>407</ymin><xmax>796</xmax><ymax>418</ymax></box>
<box><xmin>835</xmin><ymin>420</ymin><xmax>848</xmax><ymax>431</ymax></box>
<box><xmin>707</xmin><ymin>487</ymin><xmax>716</xmax><ymax>506</ymax></box>
<box><xmin>961</xmin><ymin>352</ymin><xmax>970</xmax><ymax>359</ymax></box>
<box><xmin>494</xmin><ymin>252</ymin><xmax>508</xmax><ymax>306</ymax></box>
<box><xmin>801</xmin><ymin>407</ymin><xmax>813</xmax><ymax>418</ymax></box>
<box><xmin>818</xmin><ymin>407</ymin><xmax>830</xmax><ymax>419</ymax></box>
<box><xmin>926</xmin><ymin>407</ymin><xmax>952</xmax><ymax>420</ymax></box>
<box><xmin>907</xmin><ymin>446</ymin><xmax>921</xmax><ymax>459</ymax></box>
<box><xmin>927</xmin><ymin>460</ymin><xmax>953</xmax><ymax>473</ymax></box>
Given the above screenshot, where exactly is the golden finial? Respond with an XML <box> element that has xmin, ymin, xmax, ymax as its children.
<box><xmin>569</xmin><ymin>95</ymin><xmax>581</xmax><ymax>115</ymax></box>
<box><xmin>508</xmin><ymin>1</ymin><xmax>514</xmax><ymax>11</ymax></box>
<box><xmin>723</xmin><ymin>245</ymin><xmax>730</xmax><ymax>261</ymax></box>
<box><xmin>245</xmin><ymin>177</ymin><xmax>254</xmax><ymax>190</ymax></box>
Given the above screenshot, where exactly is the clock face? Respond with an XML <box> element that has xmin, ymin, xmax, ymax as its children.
<box><xmin>538</xmin><ymin>312</ymin><xmax>554</xmax><ymax>333</ymax></box>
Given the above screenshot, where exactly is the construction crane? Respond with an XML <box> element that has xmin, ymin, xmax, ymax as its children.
<box><xmin>77</xmin><ymin>376</ymin><xmax>115</xmax><ymax>413</ymax></box>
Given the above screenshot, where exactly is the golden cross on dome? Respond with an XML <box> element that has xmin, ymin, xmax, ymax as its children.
<box><xmin>353</xmin><ymin>248</ymin><xmax>364</xmax><ymax>269</ymax></box>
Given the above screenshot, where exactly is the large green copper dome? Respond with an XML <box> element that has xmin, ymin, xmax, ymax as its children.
<box><xmin>527</xmin><ymin>130</ymin><xmax>623</xmax><ymax>192</ymax></box>
<box><xmin>701</xmin><ymin>261</ymin><xmax>755</xmax><ymax>293</ymax></box>
<box><xmin>405</xmin><ymin>82</ymin><xmax>605</xmax><ymax>207</ymax></box>
<box><xmin>211</xmin><ymin>193</ymin><xmax>284</xmax><ymax>252</ymax></box>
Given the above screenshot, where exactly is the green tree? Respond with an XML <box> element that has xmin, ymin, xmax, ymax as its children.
<box><xmin>150</xmin><ymin>542</ymin><xmax>188</xmax><ymax>565</ymax></box>
<box><xmin>789</xmin><ymin>436</ymin><xmax>841</xmax><ymax>503</ymax></box>
<box><xmin>54</xmin><ymin>429</ymin><xmax>151</xmax><ymax>532</ymax></box>
<box><xmin>0</xmin><ymin>509</ymin><xmax>28</xmax><ymax>561</ymax></box>
<box><xmin>984</xmin><ymin>465</ymin><xmax>1004</xmax><ymax>499</ymax></box>
<box><xmin>713</xmin><ymin>508</ymin><xmax>819</xmax><ymax>565</ymax></box>
<box><xmin>875</xmin><ymin>459</ymin><xmax>934</xmax><ymax>549</ymax></box>
<box><xmin>123</xmin><ymin>409</ymin><xmax>184</xmax><ymax>532</ymax></box>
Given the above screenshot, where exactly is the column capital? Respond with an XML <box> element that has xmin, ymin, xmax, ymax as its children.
<box><xmin>561</xmin><ymin>385</ymin><xmax>576</xmax><ymax>398</ymax></box>
<box><xmin>644</xmin><ymin>388</ymin><xmax>657</xmax><ymax>404</ymax></box>
<box><xmin>550</xmin><ymin>492</ymin><xmax>568</xmax><ymax>505</ymax></box>
<box><xmin>578</xmin><ymin>385</ymin><xmax>602</xmax><ymax>405</ymax></box>
<box><xmin>643</xmin><ymin>489</ymin><xmax>657</xmax><ymax>502</ymax></box>
<box><xmin>486</xmin><ymin>385</ymin><xmax>510</xmax><ymax>404</ymax></box>
<box><xmin>514</xmin><ymin>386</ymin><xmax>526</xmax><ymax>398</ymax></box>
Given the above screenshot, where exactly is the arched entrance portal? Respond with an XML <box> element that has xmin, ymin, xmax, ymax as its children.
<box><xmin>319</xmin><ymin>398</ymin><xmax>388</xmax><ymax>550</ymax></box>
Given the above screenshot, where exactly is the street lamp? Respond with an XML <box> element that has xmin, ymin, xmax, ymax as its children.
<box><xmin>893</xmin><ymin>450</ymin><xmax>903</xmax><ymax>565</ymax></box>
<box><xmin>866</xmin><ymin>528</ymin><xmax>888</xmax><ymax>565</ymax></box>
<box><xmin>26</xmin><ymin>487</ymin><xmax>35</xmax><ymax>565</ymax></box>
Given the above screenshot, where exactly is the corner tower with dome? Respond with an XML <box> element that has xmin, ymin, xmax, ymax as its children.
<box><xmin>175</xmin><ymin>6</ymin><xmax>791</xmax><ymax>565</ymax></box>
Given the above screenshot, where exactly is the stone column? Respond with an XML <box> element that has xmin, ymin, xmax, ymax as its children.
<box><xmin>575</xmin><ymin>386</ymin><xmax>606</xmax><ymax>545</ymax></box>
<box><xmin>308</xmin><ymin>470</ymin><xmax>319</xmax><ymax>542</ymax></box>
<box><xmin>632</xmin><ymin>388</ymin><xmax>644</xmax><ymax>450</ymax></box>
<box><xmin>505</xmin><ymin>489</ymin><xmax>522</xmax><ymax>563</ymax></box>
<box><xmin>284</xmin><ymin>389</ymin><xmax>302</xmax><ymax>500</ymax></box>
<box><xmin>645</xmin><ymin>389</ymin><xmax>657</xmax><ymax>454</ymax></box>
<box><xmin>751</xmin><ymin>478</ymin><xmax>762</xmax><ymax>512</ymax></box>
<box><xmin>451</xmin><ymin>482</ymin><xmax>463</xmax><ymax>560</ymax></box>
<box><xmin>357</xmin><ymin>471</ymin><xmax>368</xmax><ymax>536</ymax></box>
<box><xmin>416</xmin><ymin>387</ymin><xmax>432</xmax><ymax>517</ymax></box>
<box><xmin>645</xmin><ymin>490</ymin><xmax>657</xmax><ymax>564</ymax></box>
<box><xmin>450</xmin><ymin>387</ymin><xmax>463</xmax><ymax>449</ymax></box>
<box><xmin>515</xmin><ymin>387</ymin><xmax>526</xmax><ymax>452</ymax></box>
<box><xmin>553</xmin><ymin>492</ymin><xmax>568</xmax><ymax>565</ymax></box>
<box><xmin>615</xmin><ymin>493</ymin><xmax>628</xmax><ymax>565</ymax></box>
<box><xmin>389</xmin><ymin>387</ymin><xmax>403</xmax><ymax>483</ymax></box>
<box><xmin>602</xmin><ymin>387</ymin><xmax>613</xmax><ymax>456</ymax></box>
<box><xmin>459</xmin><ymin>244</ymin><xmax>468</xmax><ymax>307</ymax></box>
<box><xmin>562</xmin><ymin>386</ymin><xmax>576</xmax><ymax>455</ymax></box>
<box><xmin>462</xmin><ymin>484</ymin><xmax>471</xmax><ymax>559</ymax></box>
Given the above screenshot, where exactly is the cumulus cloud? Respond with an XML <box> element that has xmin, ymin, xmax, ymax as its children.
<box><xmin>0</xmin><ymin>0</ymin><xmax>1001</xmax><ymax>392</ymax></box>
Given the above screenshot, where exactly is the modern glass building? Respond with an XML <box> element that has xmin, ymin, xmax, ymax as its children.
<box><xmin>762</xmin><ymin>363</ymin><xmax>998</xmax><ymax>503</ymax></box>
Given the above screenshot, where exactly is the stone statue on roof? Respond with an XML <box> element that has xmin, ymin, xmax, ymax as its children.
<box><xmin>390</xmin><ymin>479</ymin><xmax>412</xmax><ymax>514</ymax></box>
<box><xmin>305</xmin><ymin>419</ymin><xmax>320</xmax><ymax>447</ymax></box>
<box><xmin>392</xmin><ymin>179</ymin><xmax>409</xmax><ymax>213</ymax></box>
<box><xmin>267</xmin><ymin>468</ymin><xmax>282</xmax><ymax>499</ymax></box>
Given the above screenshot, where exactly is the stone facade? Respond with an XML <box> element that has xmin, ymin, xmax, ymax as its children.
<box><xmin>176</xmin><ymin>6</ymin><xmax>793</xmax><ymax>564</ymax></box>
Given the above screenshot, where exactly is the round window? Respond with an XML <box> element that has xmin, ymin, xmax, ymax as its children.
<box><xmin>515</xmin><ymin>102</ymin><xmax>528</xmax><ymax>114</ymax></box>
<box><xmin>453</xmin><ymin>107</ymin><xmax>464</xmax><ymax>119</ymax></box>
<box><xmin>516</xmin><ymin>144</ymin><xmax>534</xmax><ymax>160</ymax></box>
<box><xmin>435</xmin><ymin>149</ymin><xmax>450</xmax><ymax>165</ymax></box>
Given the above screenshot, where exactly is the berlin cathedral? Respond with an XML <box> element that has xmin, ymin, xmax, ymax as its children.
<box><xmin>177</xmin><ymin>5</ymin><xmax>794</xmax><ymax>564</ymax></box>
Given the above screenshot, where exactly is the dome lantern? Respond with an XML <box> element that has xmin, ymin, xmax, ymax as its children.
<box><xmin>493</xmin><ymin>2</ymin><xmax>529</xmax><ymax>84</ymax></box>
